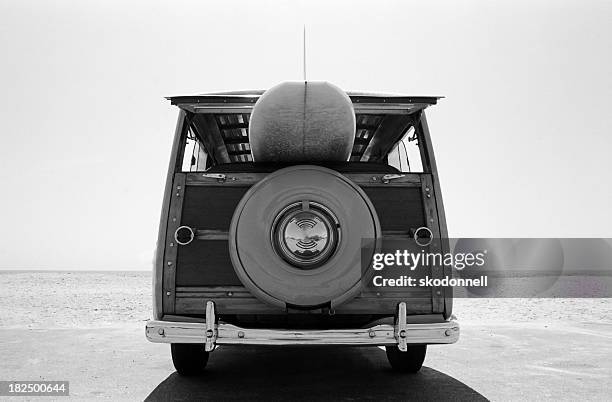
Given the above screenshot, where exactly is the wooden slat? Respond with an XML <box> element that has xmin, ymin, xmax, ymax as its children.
<box><xmin>381</xmin><ymin>230</ymin><xmax>412</xmax><ymax>239</ymax></box>
<box><xmin>162</xmin><ymin>173</ymin><xmax>186</xmax><ymax>314</ymax></box>
<box><xmin>175</xmin><ymin>290</ymin><xmax>432</xmax><ymax>315</ymax></box>
<box><xmin>185</xmin><ymin>172</ymin><xmax>268</xmax><ymax>186</ymax></box>
<box><xmin>335</xmin><ymin>297</ymin><xmax>432</xmax><ymax>314</ymax></box>
<box><xmin>344</xmin><ymin>173</ymin><xmax>421</xmax><ymax>186</ymax></box>
<box><xmin>176</xmin><ymin>285</ymin><xmax>247</xmax><ymax>293</ymax></box>
<box><xmin>176</xmin><ymin>297</ymin><xmax>283</xmax><ymax>314</ymax></box>
<box><xmin>154</xmin><ymin>111</ymin><xmax>188</xmax><ymax>319</ymax></box>
<box><xmin>417</xmin><ymin>112</ymin><xmax>453</xmax><ymax>319</ymax></box>
<box><xmin>195</xmin><ymin>229</ymin><xmax>229</xmax><ymax>240</ymax></box>
<box><xmin>420</xmin><ymin>174</ymin><xmax>444</xmax><ymax>314</ymax></box>
<box><xmin>176</xmin><ymin>286</ymin><xmax>429</xmax><ymax>299</ymax></box>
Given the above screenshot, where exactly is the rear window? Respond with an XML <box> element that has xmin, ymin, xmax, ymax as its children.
<box><xmin>181</xmin><ymin>127</ymin><xmax>209</xmax><ymax>172</ymax></box>
<box><xmin>181</xmin><ymin>112</ymin><xmax>424</xmax><ymax>172</ymax></box>
<box><xmin>387</xmin><ymin>127</ymin><xmax>424</xmax><ymax>173</ymax></box>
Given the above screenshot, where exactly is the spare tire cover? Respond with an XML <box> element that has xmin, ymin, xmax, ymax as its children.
<box><xmin>229</xmin><ymin>165</ymin><xmax>380</xmax><ymax>309</ymax></box>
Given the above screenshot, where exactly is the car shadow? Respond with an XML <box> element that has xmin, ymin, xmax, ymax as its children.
<box><xmin>145</xmin><ymin>346</ymin><xmax>487</xmax><ymax>401</ymax></box>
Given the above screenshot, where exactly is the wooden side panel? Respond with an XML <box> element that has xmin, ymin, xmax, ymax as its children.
<box><xmin>176</xmin><ymin>240</ymin><xmax>241</xmax><ymax>286</ymax></box>
<box><xmin>173</xmin><ymin>171</ymin><xmax>434</xmax><ymax>316</ymax></box>
<box><xmin>177</xmin><ymin>185</ymin><xmax>249</xmax><ymax>286</ymax></box>
<box><xmin>362</xmin><ymin>187</ymin><xmax>425</xmax><ymax>231</ymax></box>
<box><xmin>182</xmin><ymin>186</ymin><xmax>249</xmax><ymax>230</ymax></box>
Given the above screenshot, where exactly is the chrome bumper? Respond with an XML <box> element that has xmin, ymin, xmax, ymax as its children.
<box><xmin>146</xmin><ymin>302</ymin><xmax>459</xmax><ymax>351</ymax></box>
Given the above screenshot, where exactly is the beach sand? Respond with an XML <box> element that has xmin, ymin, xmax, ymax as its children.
<box><xmin>0</xmin><ymin>271</ymin><xmax>610</xmax><ymax>400</ymax></box>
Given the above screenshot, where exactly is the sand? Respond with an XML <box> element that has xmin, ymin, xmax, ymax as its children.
<box><xmin>0</xmin><ymin>271</ymin><xmax>149</xmax><ymax>329</ymax></box>
<box><xmin>0</xmin><ymin>271</ymin><xmax>610</xmax><ymax>401</ymax></box>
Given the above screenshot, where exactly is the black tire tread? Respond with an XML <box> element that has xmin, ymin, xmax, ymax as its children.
<box><xmin>385</xmin><ymin>344</ymin><xmax>427</xmax><ymax>373</ymax></box>
<box><xmin>171</xmin><ymin>343</ymin><xmax>209</xmax><ymax>376</ymax></box>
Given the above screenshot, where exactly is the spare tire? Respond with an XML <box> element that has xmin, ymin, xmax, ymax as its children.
<box><xmin>229</xmin><ymin>165</ymin><xmax>380</xmax><ymax>309</ymax></box>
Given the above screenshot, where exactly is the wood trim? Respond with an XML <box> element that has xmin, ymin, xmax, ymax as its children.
<box><xmin>418</xmin><ymin>113</ymin><xmax>449</xmax><ymax>239</ymax></box>
<box><xmin>176</xmin><ymin>286</ymin><xmax>428</xmax><ymax>298</ymax></box>
<box><xmin>345</xmin><ymin>173</ymin><xmax>421</xmax><ymax>187</ymax></box>
<box><xmin>336</xmin><ymin>298</ymin><xmax>432</xmax><ymax>314</ymax></box>
<box><xmin>154</xmin><ymin>111</ymin><xmax>188</xmax><ymax>319</ymax></box>
<box><xmin>417</xmin><ymin>112</ymin><xmax>452</xmax><ymax>319</ymax></box>
<box><xmin>162</xmin><ymin>173</ymin><xmax>186</xmax><ymax>314</ymax></box>
<box><xmin>420</xmin><ymin>174</ymin><xmax>444</xmax><ymax>314</ymax></box>
<box><xmin>174</xmin><ymin>114</ymin><xmax>191</xmax><ymax>172</ymax></box>
<box><xmin>176</xmin><ymin>297</ymin><xmax>283</xmax><ymax>314</ymax></box>
<box><xmin>185</xmin><ymin>172</ymin><xmax>268</xmax><ymax>186</ymax></box>
<box><xmin>195</xmin><ymin>229</ymin><xmax>229</xmax><ymax>241</ymax></box>
<box><xmin>174</xmin><ymin>286</ymin><xmax>432</xmax><ymax>315</ymax></box>
<box><xmin>161</xmin><ymin>314</ymin><xmax>207</xmax><ymax>323</ymax></box>
<box><xmin>184</xmin><ymin>172</ymin><xmax>423</xmax><ymax>187</ymax></box>
<box><xmin>175</xmin><ymin>295</ymin><xmax>432</xmax><ymax>315</ymax></box>
<box><xmin>176</xmin><ymin>285</ymin><xmax>246</xmax><ymax>292</ymax></box>
<box><xmin>381</xmin><ymin>230</ymin><xmax>412</xmax><ymax>239</ymax></box>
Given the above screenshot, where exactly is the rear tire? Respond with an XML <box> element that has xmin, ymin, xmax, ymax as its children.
<box><xmin>171</xmin><ymin>344</ymin><xmax>209</xmax><ymax>376</ymax></box>
<box><xmin>385</xmin><ymin>344</ymin><xmax>427</xmax><ymax>373</ymax></box>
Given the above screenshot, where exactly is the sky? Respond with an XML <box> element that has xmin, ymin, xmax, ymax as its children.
<box><xmin>0</xmin><ymin>0</ymin><xmax>611</xmax><ymax>270</ymax></box>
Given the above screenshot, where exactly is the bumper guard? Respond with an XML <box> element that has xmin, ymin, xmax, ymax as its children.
<box><xmin>146</xmin><ymin>302</ymin><xmax>459</xmax><ymax>352</ymax></box>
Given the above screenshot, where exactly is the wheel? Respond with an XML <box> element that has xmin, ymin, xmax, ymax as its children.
<box><xmin>385</xmin><ymin>345</ymin><xmax>427</xmax><ymax>373</ymax></box>
<box><xmin>171</xmin><ymin>344</ymin><xmax>209</xmax><ymax>376</ymax></box>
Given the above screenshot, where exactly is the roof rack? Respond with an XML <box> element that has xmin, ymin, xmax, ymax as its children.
<box><xmin>170</xmin><ymin>91</ymin><xmax>441</xmax><ymax>163</ymax></box>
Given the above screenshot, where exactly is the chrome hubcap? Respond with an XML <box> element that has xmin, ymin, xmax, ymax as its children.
<box><xmin>272</xmin><ymin>202</ymin><xmax>340</xmax><ymax>269</ymax></box>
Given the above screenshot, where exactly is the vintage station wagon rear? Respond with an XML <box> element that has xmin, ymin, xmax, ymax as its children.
<box><xmin>146</xmin><ymin>82</ymin><xmax>459</xmax><ymax>375</ymax></box>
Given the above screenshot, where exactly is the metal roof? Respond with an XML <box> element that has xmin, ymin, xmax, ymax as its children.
<box><xmin>168</xmin><ymin>91</ymin><xmax>441</xmax><ymax>108</ymax></box>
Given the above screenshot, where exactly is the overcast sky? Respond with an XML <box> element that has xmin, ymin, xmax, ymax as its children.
<box><xmin>0</xmin><ymin>0</ymin><xmax>611</xmax><ymax>270</ymax></box>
